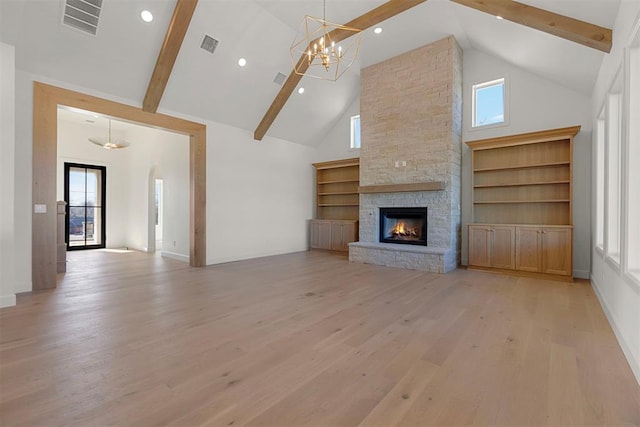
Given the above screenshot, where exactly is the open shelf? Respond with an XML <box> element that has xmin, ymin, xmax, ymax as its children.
<box><xmin>474</xmin><ymin>200</ymin><xmax>570</xmax><ymax>204</ymax></box>
<box><xmin>473</xmin><ymin>161</ymin><xmax>570</xmax><ymax>172</ymax></box>
<box><xmin>474</xmin><ymin>180</ymin><xmax>570</xmax><ymax>188</ymax></box>
<box><xmin>317</xmin><ymin>179</ymin><xmax>360</xmax><ymax>185</ymax></box>
<box><xmin>313</xmin><ymin>158</ymin><xmax>360</xmax><ymax>221</ymax></box>
<box><xmin>318</xmin><ymin>191</ymin><xmax>359</xmax><ymax>196</ymax></box>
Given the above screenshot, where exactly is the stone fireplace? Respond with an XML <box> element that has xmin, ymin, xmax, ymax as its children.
<box><xmin>349</xmin><ymin>36</ymin><xmax>462</xmax><ymax>273</ymax></box>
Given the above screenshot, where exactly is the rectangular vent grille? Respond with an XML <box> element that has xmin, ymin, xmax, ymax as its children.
<box><xmin>273</xmin><ymin>72</ymin><xmax>287</xmax><ymax>85</ymax></box>
<box><xmin>200</xmin><ymin>35</ymin><xmax>219</xmax><ymax>54</ymax></box>
<box><xmin>62</xmin><ymin>0</ymin><xmax>102</xmax><ymax>36</ymax></box>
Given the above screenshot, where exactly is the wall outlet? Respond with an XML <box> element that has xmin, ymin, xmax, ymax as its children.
<box><xmin>34</xmin><ymin>204</ymin><xmax>46</xmax><ymax>214</ymax></box>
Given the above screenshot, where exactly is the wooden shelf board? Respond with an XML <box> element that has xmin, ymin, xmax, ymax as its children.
<box><xmin>474</xmin><ymin>180</ymin><xmax>570</xmax><ymax>188</ymax></box>
<box><xmin>474</xmin><ymin>161</ymin><xmax>570</xmax><ymax>172</ymax></box>
<box><xmin>318</xmin><ymin>192</ymin><xmax>359</xmax><ymax>196</ymax></box>
<box><xmin>474</xmin><ymin>200</ymin><xmax>570</xmax><ymax>204</ymax></box>
<box><xmin>312</xmin><ymin>157</ymin><xmax>359</xmax><ymax>170</ymax></box>
<box><xmin>318</xmin><ymin>179</ymin><xmax>359</xmax><ymax>185</ymax></box>
<box><xmin>318</xmin><ymin>203</ymin><xmax>360</xmax><ymax>207</ymax></box>
<box><xmin>358</xmin><ymin>182</ymin><xmax>445</xmax><ymax>194</ymax></box>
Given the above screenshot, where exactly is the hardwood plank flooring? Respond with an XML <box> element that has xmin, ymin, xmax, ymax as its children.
<box><xmin>1</xmin><ymin>249</ymin><xmax>639</xmax><ymax>426</ymax></box>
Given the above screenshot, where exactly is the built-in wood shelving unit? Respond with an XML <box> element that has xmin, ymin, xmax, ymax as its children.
<box><xmin>465</xmin><ymin>126</ymin><xmax>580</xmax><ymax>280</ymax></box>
<box><xmin>310</xmin><ymin>158</ymin><xmax>360</xmax><ymax>252</ymax></box>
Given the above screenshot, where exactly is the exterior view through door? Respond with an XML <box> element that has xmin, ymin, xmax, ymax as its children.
<box><xmin>64</xmin><ymin>163</ymin><xmax>106</xmax><ymax>250</ymax></box>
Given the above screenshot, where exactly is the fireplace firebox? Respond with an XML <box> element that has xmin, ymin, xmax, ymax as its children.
<box><xmin>379</xmin><ymin>207</ymin><xmax>427</xmax><ymax>246</ymax></box>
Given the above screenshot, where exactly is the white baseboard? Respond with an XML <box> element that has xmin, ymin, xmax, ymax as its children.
<box><xmin>0</xmin><ymin>294</ymin><xmax>16</xmax><ymax>308</ymax></box>
<box><xmin>591</xmin><ymin>274</ymin><xmax>640</xmax><ymax>386</ymax></box>
<box><xmin>573</xmin><ymin>269</ymin><xmax>590</xmax><ymax>279</ymax></box>
<box><xmin>161</xmin><ymin>251</ymin><xmax>189</xmax><ymax>263</ymax></box>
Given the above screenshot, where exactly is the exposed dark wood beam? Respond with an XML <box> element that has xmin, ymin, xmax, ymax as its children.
<box><xmin>254</xmin><ymin>0</ymin><xmax>428</xmax><ymax>141</ymax></box>
<box><xmin>451</xmin><ymin>0</ymin><xmax>612</xmax><ymax>53</ymax></box>
<box><xmin>143</xmin><ymin>0</ymin><xmax>198</xmax><ymax>113</ymax></box>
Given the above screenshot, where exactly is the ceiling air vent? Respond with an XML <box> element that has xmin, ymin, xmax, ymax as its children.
<box><xmin>61</xmin><ymin>0</ymin><xmax>102</xmax><ymax>36</ymax></box>
<box><xmin>200</xmin><ymin>35</ymin><xmax>219</xmax><ymax>54</ymax></box>
<box><xmin>273</xmin><ymin>72</ymin><xmax>287</xmax><ymax>86</ymax></box>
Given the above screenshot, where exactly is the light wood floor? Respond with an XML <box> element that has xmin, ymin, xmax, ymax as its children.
<box><xmin>1</xmin><ymin>250</ymin><xmax>639</xmax><ymax>426</ymax></box>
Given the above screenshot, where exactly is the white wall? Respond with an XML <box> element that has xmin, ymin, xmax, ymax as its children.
<box><xmin>0</xmin><ymin>42</ymin><xmax>16</xmax><ymax>307</ymax></box>
<box><xmin>11</xmin><ymin>70</ymin><xmax>316</xmax><ymax>292</ymax></box>
<box><xmin>122</xmin><ymin>125</ymin><xmax>189</xmax><ymax>258</ymax></box>
<box><xmin>461</xmin><ymin>49</ymin><xmax>593</xmax><ymax>278</ymax></box>
<box><xmin>206</xmin><ymin>121</ymin><xmax>315</xmax><ymax>264</ymax></box>
<box><xmin>590</xmin><ymin>2</ymin><xmax>640</xmax><ymax>385</ymax></box>
<box><xmin>314</xmin><ymin>96</ymin><xmax>361</xmax><ymax>162</ymax></box>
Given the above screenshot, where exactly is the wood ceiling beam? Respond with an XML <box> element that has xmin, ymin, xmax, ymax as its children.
<box><xmin>451</xmin><ymin>0</ymin><xmax>612</xmax><ymax>53</ymax></box>
<box><xmin>143</xmin><ymin>0</ymin><xmax>198</xmax><ymax>113</ymax></box>
<box><xmin>254</xmin><ymin>0</ymin><xmax>428</xmax><ymax>141</ymax></box>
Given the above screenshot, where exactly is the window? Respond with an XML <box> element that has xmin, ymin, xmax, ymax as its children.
<box><xmin>350</xmin><ymin>115</ymin><xmax>361</xmax><ymax>149</ymax></box>
<box><xmin>472</xmin><ymin>78</ymin><xmax>505</xmax><ymax>128</ymax></box>
<box><xmin>627</xmin><ymin>42</ymin><xmax>640</xmax><ymax>279</ymax></box>
<box><xmin>606</xmin><ymin>91</ymin><xmax>621</xmax><ymax>264</ymax></box>
<box><xmin>596</xmin><ymin>112</ymin><xmax>605</xmax><ymax>250</ymax></box>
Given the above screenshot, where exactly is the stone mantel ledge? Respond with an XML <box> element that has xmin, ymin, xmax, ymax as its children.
<box><xmin>358</xmin><ymin>182</ymin><xmax>445</xmax><ymax>194</ymax></box>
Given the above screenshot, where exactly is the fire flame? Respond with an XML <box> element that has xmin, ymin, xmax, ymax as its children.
<box><xmin>391</xmin><ymin>221</ymin><xmax>418</xmax><ymax>238</ymax></box>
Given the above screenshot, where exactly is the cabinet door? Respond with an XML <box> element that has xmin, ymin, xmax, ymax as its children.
<box><xmin>341</xmin><ymin>221</ymin><xmax>357</xmax><ymax>250</ymax></box>
<box><xmin>469</xmin><ymin>225</ymin><xmax>491</xmax><ymax>267</ymax></box>
<box><xmin>542</xmin><ymin>227</ymin><xmax>572</xmax><ymax>276</ymax></box>
<box><xmin>311</xmin><ymin>221</ymin><xmax>332</xmax><ymax>250</ymax></box>
<box><xmin>490</xmin><ymin>226</ymin><xmax>515</xmax><ymax>270</ymax></box>
<box><xmin>331</xmin><ymin>223</ymin><xmax>346</xmax><ymax>251</ymax></box>
<box><xmin>515</xmin><ymin>226</ymin><xmax>542</xmax><ymax>272</ymax></box>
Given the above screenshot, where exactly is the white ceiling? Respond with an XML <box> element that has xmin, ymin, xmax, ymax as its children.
<box><xmin>1</xmin><ymin>0</ymin><xmax>621</xmax><ymax>146</ymax></box>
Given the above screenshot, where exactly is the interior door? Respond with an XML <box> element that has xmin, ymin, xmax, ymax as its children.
<box><xmin>64</xmin><ymin>163</ymin><xmax>106</xmax><ymax>250</ymax></box>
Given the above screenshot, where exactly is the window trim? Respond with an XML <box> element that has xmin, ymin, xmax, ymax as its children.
<box><xmin>471</xmin><ymin>77</ymin><xmax>508</xmax><ymax>130</ymax></box>
<box><xmin>350</xmin><ymin>114</ymin><xmax>361</xmax><ymax>150</ymax></box>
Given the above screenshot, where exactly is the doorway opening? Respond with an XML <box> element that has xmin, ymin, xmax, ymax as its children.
<box><xmin>155</xmin><ymin>178</ymin><xmax>163</xmax><ymax>251</ymax></box>
<box><xmin>64</xmin><ymin>162</ymin><xmax>106</xmax><ymax>250</ymax></box>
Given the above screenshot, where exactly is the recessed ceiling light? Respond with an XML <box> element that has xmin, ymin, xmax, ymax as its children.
<box><xmin>374</xmin><ymin>27</ymin><xmax>383</xmax><ymax>34</ymax></box>
<box><xmin>238</xmin><ymin>57</ymin><xmax>247</xmax><ymax>67</ymax></box>
<box><xmin>298</xmin><ymin>87</ymin><xmax>305</xmax><ymax>94</ymax></box>
<box><xmin>496</xmin><ymin>15</ymin><xmax>504</xmax><ymax>20</ymax></box>
<box><xmin>141</xmin><ymin>10</ymin><xmax>153</xmax><ymax>22</ymax></box>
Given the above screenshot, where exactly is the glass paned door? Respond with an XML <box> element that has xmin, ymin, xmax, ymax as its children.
<box><xmin>64</xmin><ymin>163</ymin><xmax>106</xmax><ymax>250</ymax></box>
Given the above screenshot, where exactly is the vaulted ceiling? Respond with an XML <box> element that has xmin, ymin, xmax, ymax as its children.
<box><xmin>0</xmin><ymin>0</ymin><xmax>620</xmax><ymax>146</ymax></box>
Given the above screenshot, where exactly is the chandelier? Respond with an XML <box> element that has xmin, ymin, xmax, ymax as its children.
<box><xmin>290</xmin><ymin>0</ymin><xmax>362</xmax><ymax>81</ymax></box>
<box><xmin>89</xmin><ymin>119</ymin><xmax>130</xmax><ymax>150</ymax></box>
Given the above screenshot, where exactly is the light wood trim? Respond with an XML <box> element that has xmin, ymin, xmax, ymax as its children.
<box><xmin>142</xmin><ymin>0</ymin><xmax>198</xmax><ymax>113</ymax></box>
<box><xmin>466</xmin><ymin>125</ymin><xmax>581</xmax><ymax>150</ymax></box>
<box><xmin>467</xmin><ymin>265</ymin><xmax>573</xmax><ymax>282</ymax></box>
<box><xmin>451</xmin><ymin>0</ymin><xmax>612</xmax><ymax>53</ymax></box>
<box><xmin>32</xmin><ymin>82</ymin><xmax>207</xmax><ymax>290</ymax></box>
<box><xmin>359</xmin><ymin>182</ymin><xmax>445</xmax><ymax>194</ymax></box>
<box><xmin>254</xmin><ymin>0</ymin><xmax>428</xmax><ymax>141</ymax></box>
<box><xmin>312</xmin><ymin>157</ymin><xmax>359</xmax><ymax>170</ymax></box>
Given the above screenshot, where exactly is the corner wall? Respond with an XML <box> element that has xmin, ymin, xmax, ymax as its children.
<box><xmin>0</xmin><ymin>42</ymin><xmax>16</xmax><ymax>307</ymax></box>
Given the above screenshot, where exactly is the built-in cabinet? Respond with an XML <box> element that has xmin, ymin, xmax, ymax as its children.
<box><xmin>311</xmin><ymin>219</ymin><xmax>358</xmax><ymax>251</ymax></box>
<box><xmin>310</xmin><ymin>158</ymin><xmax>359</xmax><ymax>252</ymax></box>
<box><xmin>466</xmin><ymin>126</ymin><xmax>580</xmax><ymax>280</ymax></box>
